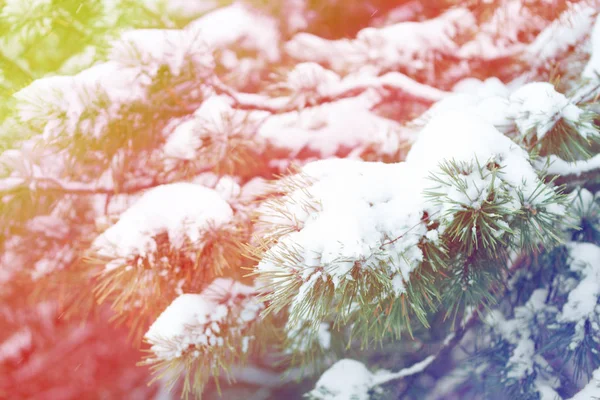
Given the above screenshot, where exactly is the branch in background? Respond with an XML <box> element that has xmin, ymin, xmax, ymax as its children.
<box><xmin>0</xmin><ymin>176</ymin><xmax>160</xmax><ymax>196</ymax></box>
<box><xmin>372</xmin><ymin>251</ymin><xmax>534</xmax><ymax>389</ymax></box>
<box><xmin>549</xmin><ymin>154</ymin><xmax>600</xmax><ymax>193</ymax></box>
<box><xmin>210</xmin><ymin>73</ymin><xmax>447</xmax><ymax>114</ymax></box>
<box><xmin>371</xmin><ymin>305</ymin><xmax>481</xmax><ymax>388</ymax></box>
<box><xmin>571</xmin><ymin>81</ymin><xmax>600</xmax><ymax>104</ymax></box>
<box><xmin>556</xmin><ymin>168</ymin><xmax>600</xmax><ymax>193</ymax></box>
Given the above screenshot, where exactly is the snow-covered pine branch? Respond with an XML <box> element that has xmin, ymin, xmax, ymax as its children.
<box><xmin>141</xmin><ymin>277</ymin><xmax>264</xmax><ymax>397</ymax></box>
<box><xmin>2</xmin><ymin>1</ymin><xmax>600</xmax><ymax>399</ymax></box>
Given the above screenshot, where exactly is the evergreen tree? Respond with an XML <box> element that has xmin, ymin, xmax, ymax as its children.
<box><xmin>1</xmin><ymin>1</ymin><xmax>600</xmax><ymax>399</ymax></box>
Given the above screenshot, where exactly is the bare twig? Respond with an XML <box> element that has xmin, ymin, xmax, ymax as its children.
<box><xmin>371</xmin><ymin>251</ymin><xmax>533</xmax><ymax>389</ymax></box>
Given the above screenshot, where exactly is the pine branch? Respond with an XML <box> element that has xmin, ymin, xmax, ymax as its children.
<box><xmin>210</xmin><ymin>73</ymin><xmax>446</xmax><ymax>114</ymax></box>
<box><xmin>0</xmin><ymin>175</ymin><xmax>160</xmax><ymax>196</ymax></box>
<box><xmin>0</xmin><ymin>161</ymin><xmax>221</xmax><ymax>197</ymax></box>
<box><xmin>373</xmin><ymin>250</ymin><xmax>535</xmax><ymax>389</ymax></box>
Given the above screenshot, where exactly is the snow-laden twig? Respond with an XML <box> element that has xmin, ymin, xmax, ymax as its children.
<box><xmin>371</xmin><ymin>355</ymin><xmax>436</xmax><ymax>386</ymax></box>
<box><xmin>371</xmin><ymin>308</ymin><xmax>480</xmax><ymax>387</ymax></box>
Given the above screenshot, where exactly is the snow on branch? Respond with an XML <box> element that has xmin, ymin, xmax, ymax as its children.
<box><xmin>485</xmin><ymin>289</ymin><xmax>563</xmax><ymax>398</ymax></box>
<box><xmin>419</xmin><ymin>79</ymin><xmax>599</xmax><ymax>162</ymax></box>
<box><xmin>167</xmin><ymin>68</ymin><xmax>421</xmax><ymax>161</ymax></box>
<box><xmin>547</xmin><ymin>154</ymin><xmax>600</xmax><ymax>176</ymax></box>
<box><xmin>13</xmin><ymin>62</ymin><xmax>146</xmax><ymax>140</ymax></box>
<box><xmin>458</xmin><ymin>0</ymin><xmax>549</xmax><ymax>60</ymax></box>
<box><xmin>507</xmin><ymin>82</ymin><xmax>599</xmax><ymax>160</ymax></box>
<box><xmin>307</xmin><ymin>354</ymin><xmax>435</xmax><ymax>400</ymax></box>
<box><xmin>558</xmin><ymin>242</ymin><xmax>600</xmax><ymax>350</ymax></box>
<box><xmin>251</xmin><ymin>107</ymin><xmax>567</xmax><ymax>350</ymax></box>
<box><xmin>142</xmin><ymin>277</ymin><xmax>264</xmax><ymax>398</ymax></box>
<box><xmin>12</xmin><ymin>2</ymin><xmax>280</xmax><ymax>143</ymax></box>
<box><xmin>92</xmin><ymin>182</ymin><xmax>234</xmax><ymax>268</ymax></box>
<box><xmin>163</xmin><ymin>95</ymin><xmax>269</xmax><ymax>175</ymax></box>
<box><xmin>307</xmin><ymin>359</ymin><xmax>375</xmax><ymax>400</ymax></box>
<box><xmin>524</xmin><ymin>1</ymin><xmax>599</xmax><ymax>66</ymax></box>
<box><xmin>285</xmin><ymin>8</ymin><xmax>474</xmax><ymax>74</ymax></box>
<box><xmin>211</xmin><ymin>64</ymin><xmax>447</xmax><ymax>114</ymax></box>
<box><xmin>185</xmin><ymin>2</ymin><xmax>280</xmax><ymax>62</ymax></box>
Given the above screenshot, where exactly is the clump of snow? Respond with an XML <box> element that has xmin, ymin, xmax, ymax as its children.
<box><xmin>255</xmin><ymin>157</ymin><xmax>434</xmax><ymax>343</ymax></box>
<box><xmin>546</xmin><ymin>154</ymin><xmax>600</xmax><ymax>176</ymax></box>
<box><xmin>358</xmin><ymin>8</ymin><xmax>473</xmax><ymax>71</ymax></box>
<box><xmin>317</xmin><ymin>323</ymin><xmax>332</xmax><ymax>350</ymax></box>
<box><xmin>280</xmin><ymin>0</ymin><xmax>309</xmax><ymax>33</ymax></box>
<box><xmin>214</xmin><ymin>176</ymin><xmax>242</xmax><ymax>201</ymax></box>
<box><xmin>407</xmin><ymin>110</ymin><xmax>528</xmax><ymax>175</ymax></box>
<box><xmin>407</xmin><ymin>109</ymin><xmax>557</xmax><ymax>214</ymax></box>
<box><xmin>285</xmin><ymin>8</ymin><xmax>473</xmax><ymax>74</ymax></box>
<box><xmin>284</xmin><ymin>34</ymin><xmax>364</xmax><ymax>73</ymax></box>
<box><xmin>257</xmin><ymin>158</ymin><xmax>430</xmax><ymax>296</ymax></box>
<box><xmin>308</xmin><ymin>359</ymin><xmax>374</xmax><ymax>400</ymax></box>
<box><xmin>452</xmin><ymin>77</ymin><xmax>510</xmax><ymax>98</ymax></box>
<box><xmin>422</xmin><ymin>81</ymin><xmax>595</xmax><ymax>153</ymax></box>
<box><xmin>507</xmin><ymin>82</ymin><xmax>594</xmax><ymax>140</ymax></box>
<box><xmin>257</xmin><ymin>107</ymin><xmax>565</xmax><ymax>343</ymax></box>
<box><xmin>335</xmin><ymin>71</ymin><xmax>448</xmax><ymax>102</ymax></box>
<box><xmin>309</xmin><ymin>353</ymin><xmax>439</xmax><ymax>398</ymax></box>
<box><xmin>92</xmin><ymin>183</ymin><xmax>233</xmax><ymax>267</ymax></box>
<box><xmin>145</xmin><ymin>278</ymin><xmax>261</xmax><ymax>361</ymax></box>
<box><xmin>163</xmin><ymin>119</ymin><xmax>200</xmax><ymax>161</ymax></box>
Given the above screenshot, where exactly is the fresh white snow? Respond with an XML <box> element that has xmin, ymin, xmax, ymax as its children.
<box><xmin>93</xmin><ymin>183</ymin><xmax>233</xmax><ymax>268</ymax></box>
<box><xmin>145</xmin><ymin>278</ymin><xmax>261</xmax><ymax>361</ymax></box>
